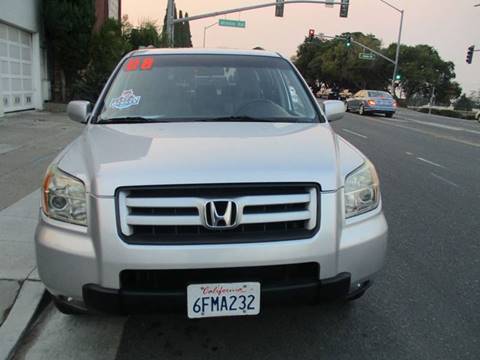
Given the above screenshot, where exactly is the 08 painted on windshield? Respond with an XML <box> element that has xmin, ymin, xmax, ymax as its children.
<box><xmin>97</xmin><ymin>54</ymin><xmax>323</xmax><ymax>124</ymax></box>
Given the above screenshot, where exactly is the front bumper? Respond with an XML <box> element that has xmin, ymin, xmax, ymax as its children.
<box><xmin>82</xmin><ymin>272</ymin><xmax>356</xmax><ymax>314</ymax></box>
<box><xmin>35</xmin><ymin>191</ymin><xmax>388</xmax><ymax>310</ymax></box>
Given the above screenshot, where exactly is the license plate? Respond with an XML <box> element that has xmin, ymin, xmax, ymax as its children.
<box><xmin>187</xmin><ymin>282</ymin><xmax>260</xmax><ymax>319</ymax></box>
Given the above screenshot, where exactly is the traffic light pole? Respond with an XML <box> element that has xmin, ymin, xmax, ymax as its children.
<box><xmin>319</xmin><ymin>34</ymin><xmax>396</xmax><ymax>64</ymax></box>
<box><xmin>379</xmin><ymin>0</ymin><xmax>404</xmax><ymax>97</ymax></box>
<box><xmin>166</xmin><ymin>0</ymin><xmax>348</xmax><ymax>46</ymax></box>
<box><xmin>391</xmin><ymin>9</ymin><xmax>404</xmax><ymax>96</ymax></box>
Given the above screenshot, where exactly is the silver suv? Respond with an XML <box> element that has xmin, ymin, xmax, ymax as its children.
<box><xmin>35</xmin><ymin>49</ymin><xmax>388</xmax><ymax>318</ymax></box>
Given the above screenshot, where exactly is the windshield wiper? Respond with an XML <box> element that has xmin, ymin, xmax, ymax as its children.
<box><xmin>195</xmin><ymin>116</ymin><xmax>277</xmax><ymax>123</ymax></box>
<box><xmin>97</xmin><ymin>116</ymin><xmax>170</xmax><ymax>124</ymax></box>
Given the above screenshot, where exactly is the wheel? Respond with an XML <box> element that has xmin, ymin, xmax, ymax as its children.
<box><xmin>385</xmin><ymin>112</ymin><xmax>394</xmax><ymax>118</ymax></box>
<box><xmin>53</xmin><ymin>296</ymin><xmax>87</xmax><ymax>315</ymax></box>
<box><xmin>346</xmin><ymin>289</ymin><xmax>367</xmax><ymax>301</ymax></box>
<box><xmin>359</xmin><ymin>105</ymin><xmax>366</xmax><ymax>115</ymax></box>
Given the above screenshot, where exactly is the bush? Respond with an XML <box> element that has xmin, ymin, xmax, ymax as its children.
<box><xmin>417</xmin><ymin>107</ymin><xmax>476</xmax><ymax>120</ymax></box>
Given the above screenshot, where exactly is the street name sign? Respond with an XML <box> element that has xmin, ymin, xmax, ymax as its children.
<box><xmin>219</xmin><ymin>19</ymin><xmax>246</xmax><ymax>28</ymax></box>
<box><xmin>359</xmin><ymin>52</ymin><xmax>376</xmax><ymax>60</ymax></box>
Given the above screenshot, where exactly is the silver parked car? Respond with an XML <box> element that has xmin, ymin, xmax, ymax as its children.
<box><xmin>347</xmin><ymin>90</ymin><xmax>397</xmax><ymax>118</ymax></box>
<box><xmin>35</xmin><ymin>49</ymin><xmax>387</xmax><ymax>317</ymax></box>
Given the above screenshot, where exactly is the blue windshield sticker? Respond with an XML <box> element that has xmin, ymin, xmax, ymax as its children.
<box><xmin>110</xmin><ymin>89</ymin><xmax>141</xmax><ymax>110</ymax></box>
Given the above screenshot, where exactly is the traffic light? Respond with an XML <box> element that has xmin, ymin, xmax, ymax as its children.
<box><xmin>466</xmin><ymin>45</ymin><xmax>475</xmax><ymax>64</ymax></box>
<box><xmin>345</xmin><ymin>34</ymin><xmax>352</xmax><ymax>47</ymax></box>
<box><xmin>395</xmin><ymin>74</ymin><xmax>402</xmax><ymax>81</ymax></box>
<box><xmin>275</xmin><ymin>0</ymin><xmax>284</xmax><ymax>17</ymax></box>
<box><xmin>308</xmin><ymin>29</ymin><xmax>315</xmax><ymax>41</ymax></box>
<box><xmin>339</xmin><ymin>0</ymin><xmax>349</xmax><ymax>18</ymax></box>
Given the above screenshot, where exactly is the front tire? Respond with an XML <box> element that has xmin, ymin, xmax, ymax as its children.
<box><xmin>359</xmin><ymin>105</ymin><xmax>366</xmax><ymax>116</ymax></box>
<box><xmin>53</xmin><ymin>296</ymin><xmax>87</xmax><ymax>315</ymax></box>
<box><xmin>346</xmin><ymin>289</ymin><xmax>367</xmax><ymax>301</ymax></box>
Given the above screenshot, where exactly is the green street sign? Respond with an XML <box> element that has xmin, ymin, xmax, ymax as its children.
<box><xmin>219</xmin><ymin>19</ymin><xmax>246</xmax><ymax>28</ymax></box>
<box><xmin>359</xmin><ymin>52</ymin><xmax>375</xmax><ymax>60</ymax></box>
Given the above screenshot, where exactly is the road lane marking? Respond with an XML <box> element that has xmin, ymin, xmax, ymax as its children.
<box><xmin>431</xmin><ymin>173</ymin><xmax>460</xmax><ymax>188</ymax></box>
<box><xmin>0</xmin><ymin>144</ymin><xmax>20</xmax><ymax>155</ymax></box>
<box><xmin>416</xmin><ymin>157</ymin><xmax>445</xmax><ymax>169</ymax></box>
<box><xmin>362</xmin><ymin>117</ymin><xmax>480</xmax><ymax>148</ymax></box>
<box><xmin>393</xmin><ymin>115</ymin><xmax>480</xmax><ymax>135</ymax></box>
<box><xmin>405</xmin><ymin>152</ymin><xmax>413</xmax><ymax>156</ymax></box>
<box><xmin>410</xmin><ymin>120</ymin><xmax>463</xmax><ymax>131</ymax></box>
<box><xmin>385</xmin><ymin>117</ymin><xmax>409</xmax><ymax>123</ymax></box>
<box><xmin>342</xmin><ymin>129</ymin><xmax>368</xmax><ymax>139</ymax></box>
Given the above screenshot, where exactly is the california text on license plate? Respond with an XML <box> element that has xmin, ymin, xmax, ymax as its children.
<box><xmin>187</xmin><ymin>282</ymin><xmax>261</xmax><ymax>319</ymax></box>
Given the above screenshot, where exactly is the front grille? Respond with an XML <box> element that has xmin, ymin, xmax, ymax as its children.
<box><xmin>116</xmin><ymin>183</ymin><xmax>320</xmax><ymax>245</ymax></box>
<box><xmin>120</xmin><ymin>263</ymin><xmax>320</xmax><ymax>292</ymax></box>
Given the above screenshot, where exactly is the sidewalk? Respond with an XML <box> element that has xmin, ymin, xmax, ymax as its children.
<box><xmin>0</xmin><ymin>190</ymin><xmax>44</xmax><ymax>359</ymax></box>
<box><xmin>0</xmin><ymin>110</ymin><xmax>82</xmax><ymax>359</ymax></box>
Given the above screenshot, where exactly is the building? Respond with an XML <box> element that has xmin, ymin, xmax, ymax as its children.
<box><xmin>0</xmin><ymin>0</ymin><xmax>46</xmax><ymax>116</ymax></box>
<box><xmin>95</xmin><ymin>0</ymin><xmax>122</xmax><ymax>31</ymax></box>
<box><xmin>0</xmin><ymin>0</ymin><xmax>121</xmax><ymax>117</ymax></box>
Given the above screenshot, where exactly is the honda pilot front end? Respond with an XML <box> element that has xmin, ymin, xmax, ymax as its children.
<box><xmin>35</xmin><ymin>49</ymin><xmax>388</xmax><ymax>318</ymax></box>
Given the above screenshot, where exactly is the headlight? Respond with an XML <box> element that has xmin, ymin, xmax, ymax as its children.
<box><xmin>42</xmin><ymin>165</ymin><xmax>87</xmax><ymax>226</ymax></box>
<box><xmin>344</xmin><ymin>161</ymin><xmax>380</xmax><ymax>218</ymax></box>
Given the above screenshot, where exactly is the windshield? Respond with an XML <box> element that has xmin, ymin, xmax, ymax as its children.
<box><xmin>368</xmin><ymin>91</ymin><xmax>392</xmax><ymax>98</ymax></box>
<box><xmin>97</xmin><ymin>54</ymin><xmax>321</xmax><ymax>123</ymax></box>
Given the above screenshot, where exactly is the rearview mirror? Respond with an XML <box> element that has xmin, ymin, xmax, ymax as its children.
<box><xmin>67</xmin><ymin>101</ymin><xmax>92</xmax><ymax>123</ymax></box>
<box><xmin>323</xmin><ymin>100</ymin><xmax>346</xmax><ymax>122</ymax></box>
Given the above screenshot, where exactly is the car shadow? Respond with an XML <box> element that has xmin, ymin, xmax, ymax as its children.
<box><xmin>114</xmin><ymin>295</ymin><xmax>402</xmax><ymax>360</ymax></box>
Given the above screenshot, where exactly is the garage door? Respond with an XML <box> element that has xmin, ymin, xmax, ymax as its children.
<box><xmin>0</xmin><ymin>22</ymin><xmax>34</xmax><ymax>112</ymax></box>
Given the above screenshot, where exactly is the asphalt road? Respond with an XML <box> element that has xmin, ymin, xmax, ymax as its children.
<box><xmin>13</xmin><ymin>109</ymin><xmax>480</xmax><ymax>360</ymax></box>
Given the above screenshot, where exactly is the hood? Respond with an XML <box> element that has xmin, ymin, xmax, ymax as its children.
<box><xmin>57</xmin><ymin>122</ymin><xmax>365</xmax><ymax>196</ymax></box>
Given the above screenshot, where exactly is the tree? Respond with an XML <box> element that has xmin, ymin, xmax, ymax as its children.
<box><xmin>127</xmin><ymin>20</ymin><xmax>162</xmax><ymax>49</ymax></box>
<box><xmin>468</xmin><ymin>90</ymin><xmax>480</xmax><ymax>108</ymax></box>
<box><xmin>386</xmin><ymin>44</ymin><xmax>460</xmax><ymax>104</ymax></box>
<box><xmin>454</xmin><ymin>94</ymin><xmax>473</xmax><ymax>111</ymax></box>
<box><xmin>43</xmin><ymin>0</ymin><xmax>95</xmax><ymax>101</ymax></box>
<box><xmin>160</xmin><ymin>6</ymin><xmax>192</xmax><ymax>47</ymax></box>
<box><xmin>294</xmin><ymin>33</ymin><xmax>389</xmax><ymax>91</ymax></box>
<box><xmin>294</xmin><ymin>33</ymin><xmax>461</xmax><ymax>105</ymax></box>
<box><xmin>183</xmin><ymin>13</ymin><xmax>193</xmax><ymax>47</ymax></box>
<box><xmin>73</xmin><ymin>19</ymin><xmax>131</xmax><ymax>102</ymax></box>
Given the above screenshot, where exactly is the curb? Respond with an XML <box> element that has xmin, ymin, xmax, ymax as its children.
<box><xmin>0</xmin><ymin>280</ymin><xmax>46</xmax><ymax>360</ymax></box>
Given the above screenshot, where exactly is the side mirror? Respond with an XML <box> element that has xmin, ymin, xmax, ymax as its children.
<box><xmin>323</xmin><ymin>100</ymin><xmax>346</xmax><ymax>122</ymax></box>
<box><xmin>67</xmin><ymin>101</ymin><xmax>92</xmax><ymax>123</ymax></box>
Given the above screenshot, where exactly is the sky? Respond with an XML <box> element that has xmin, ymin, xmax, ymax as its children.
<box><xmin>122</xmin><ymin>0</ymin><xmax>480</xmax><ymax>94</ymax></box>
